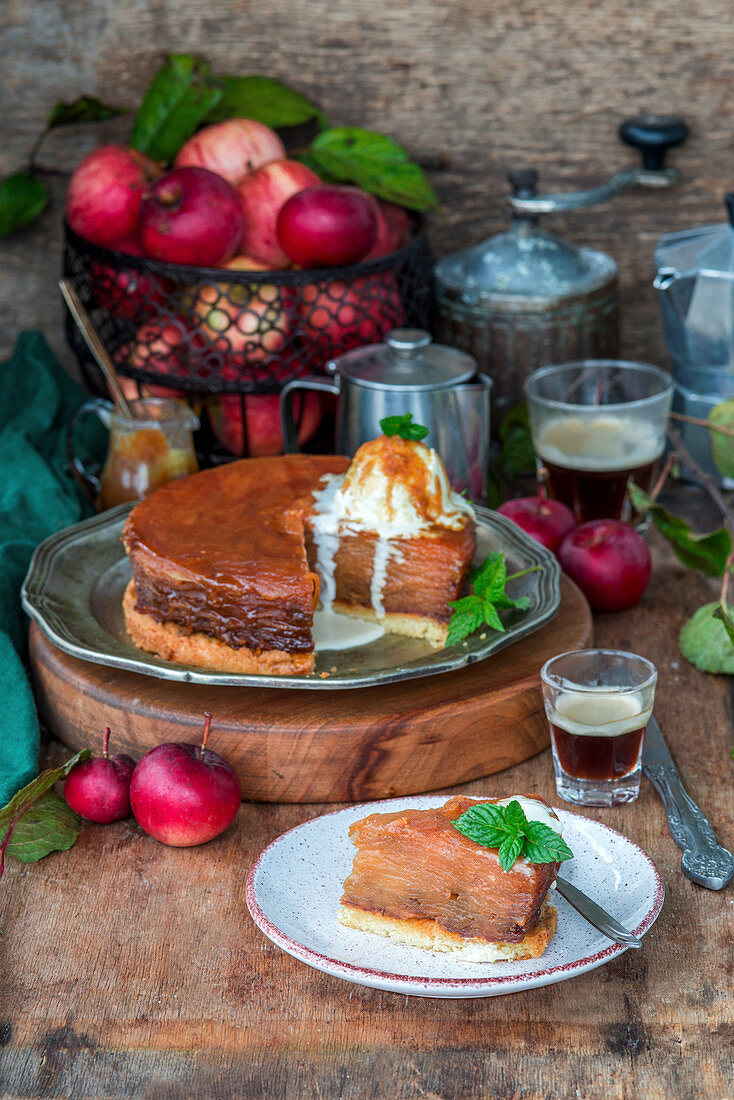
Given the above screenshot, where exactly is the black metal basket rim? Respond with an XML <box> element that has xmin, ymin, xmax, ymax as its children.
<box><xmin>63</xmin><ymin>216</ymin><xmax>427</xmax><ymax>285</ymax></box>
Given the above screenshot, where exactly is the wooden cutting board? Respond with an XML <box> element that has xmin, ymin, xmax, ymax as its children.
<box><xmin>29</xmin><ymin>575</ymin><xmax>591</xmax><ymax>803</ymax></box>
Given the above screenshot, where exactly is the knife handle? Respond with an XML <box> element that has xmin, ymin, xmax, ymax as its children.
<box><xmin>645</xmin><ymin>762</ymin><xmax>734</xmax><ymax>889</ymax></box>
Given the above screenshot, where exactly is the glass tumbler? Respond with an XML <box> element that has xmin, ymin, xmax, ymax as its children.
<box><xmin>540</xmin><ymin>649</ymin><xmax>657</xmax><ymax>807</ymax></box>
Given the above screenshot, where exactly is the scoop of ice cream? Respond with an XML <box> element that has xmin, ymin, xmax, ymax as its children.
<box><xmin>333</xmin><ymin>433</ymin><xmax>475</xmax><ymax>536</ymax></box>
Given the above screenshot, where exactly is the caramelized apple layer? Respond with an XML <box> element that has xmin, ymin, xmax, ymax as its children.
<box><xmin>304</xmin><ymin>523</ymin><xmax>476</xmax><ymax>622</ymax></box>
<box><xmin>341</xmin><ymin>796</ymin><xmax>559</xmax><ymax>943</ymax></box>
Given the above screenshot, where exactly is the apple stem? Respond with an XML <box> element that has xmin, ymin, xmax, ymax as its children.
<box><xmin>102</xmin><ymin>727</ymin><xmax>111</xmax><ymax>760</ymax></box>
<box><xmin>200</xmin><ymin>712</ymin><xmax>213</xmax><ymax>756</ymax></box>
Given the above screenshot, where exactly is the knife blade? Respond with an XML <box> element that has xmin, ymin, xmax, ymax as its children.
<box><xmin>643</xmin><ymin>715</ymin><xmax>734</xmax><ymax>890</ymax></box>
<box><xmin>554</xmin><ymin>877</ymin><xmax>642</xmax><ymax>948</ymax></box>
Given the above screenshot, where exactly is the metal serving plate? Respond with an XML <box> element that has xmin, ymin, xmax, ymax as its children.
<box><xmin>22</xmin><ymin>503</ymin><xmax>560</xmax><ymax>690</ymax></box>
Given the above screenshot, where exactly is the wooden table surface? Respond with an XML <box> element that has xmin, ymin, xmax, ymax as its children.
<box><xmin>1</xmin><ymin>491</ymin><xmax>732</xmax><ymax>1100</ymax></box>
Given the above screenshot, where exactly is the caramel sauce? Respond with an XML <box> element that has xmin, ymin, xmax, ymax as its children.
<box><xmin>99</xmin><ymin>427</ymin><xmax>198</xmax><ymax>511</ymax></box>
<box><xmin>123</xmin><ymin>454</ymin><xmax>349</xmax><ymax>606</ymax></box>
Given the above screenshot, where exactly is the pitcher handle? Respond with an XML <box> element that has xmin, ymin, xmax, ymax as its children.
<box><xmin>66</xmin><ymin>398</ymin><xmax>113</xmax><ymax>506</ymax></box>
<box><xmin>280</xmin><ymin>376</ymin><xmax>340</xmax><ymax>454</ymax></box>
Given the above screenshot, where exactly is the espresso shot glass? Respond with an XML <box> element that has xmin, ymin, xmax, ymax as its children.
<box><xmin>524</xmin><ymin>360</ymin><xmax>673</xmax><ymax>524</ymax></box>
<box><xmin>540</xmin><ymin>649</ymin><xmax>657</xmax><ymax>807</ymax></box>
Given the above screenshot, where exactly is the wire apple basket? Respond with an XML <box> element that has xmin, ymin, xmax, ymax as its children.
<box><xmin>62</xmin><ymin>220</ymin><xmax>433</xmax><ymax>461</ymax></box>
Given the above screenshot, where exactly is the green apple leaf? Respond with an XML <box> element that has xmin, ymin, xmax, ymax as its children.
<box><xmin>708</xmin><ymin>400</ymin><xmax>734</xmax><ymax>479</ymax></box>
<box><xmin>0</xmin><ymin>173</ymin><xmax>49</xmax><ymax>237</ymax></box>
<box><xmin>0</xmin><ymin>749</ymin><xmax>90</xmax><ymax>877</ymax></box>
<box><xmin>679</xmin><ymin>602</ymin><xmax>734</xmax><ymax>673</ymax></box>
<box><xmin>498</xmin><ymin>404</ymin><xmax>535</xmax><ymax>478</ymax></box>
<box><xmin>712</xmin><ymin>600</ymin><xmax>734</xmax><ymax>646</ymax></box>
<box><xmin>130</xmin><ymin>54</ymin><xmax>223</xmax><ymax>163</ymax></box>
<box><xmin>47</xmin><ymin>96</ymin><xmax>127</xmax><ymax>129</ymax></box>
<box><xmin>3</xmin><ymin>791</ymin><xmax>83</xmax><ymax>865</ymax></box>
<box><xmin>302</xmin><ymin>127</ymin><xmax>439</xmax><ymax>211</ymax></box>
<box><xmin>628</xmin><ymin>483</ymin><xmax>731</xmax><ymax>577</ymax></box>
<box><xmin>205</xmin><ymin>75</ymin><xmax>327</xmax><ymax>129</ymax></box>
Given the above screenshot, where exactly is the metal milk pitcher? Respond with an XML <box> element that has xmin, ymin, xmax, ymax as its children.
<box><xmin>280</xmin><ymin>329</ymin><xmax>492</xmax><ymax>502</ymax></box>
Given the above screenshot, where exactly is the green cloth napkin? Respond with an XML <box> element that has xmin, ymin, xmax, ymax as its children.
<box><xmin>0</xmin><ymin>331</ymin><xmax>96</xmax><ymax>804</ymax></box>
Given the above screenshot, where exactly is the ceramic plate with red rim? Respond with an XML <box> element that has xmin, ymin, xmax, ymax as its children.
<box><xmin>246</xmin><ymin>796</ymin><xmax>664</xmax><ymax>999</ymax></box>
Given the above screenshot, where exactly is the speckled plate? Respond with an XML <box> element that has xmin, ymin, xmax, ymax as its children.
<box><xmin>246</xmin><ymin>797</ymin><xmax>664</xmax><ymax>998</ymax></box>
<box><xmin>21</xmin><ymin>502</ymin><xmax>560</xmax><ymax>690</ymax></box>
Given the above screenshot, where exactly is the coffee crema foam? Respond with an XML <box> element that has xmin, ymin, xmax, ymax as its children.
<box><xmin>550</xmin><ymin>689</ymin><xmax>652</xmax><ymax>739</ymax></box>
<box><xmin>535</xmin><ymin>414</ymin><xmax>662</xmax><ymax>472</ymax></box>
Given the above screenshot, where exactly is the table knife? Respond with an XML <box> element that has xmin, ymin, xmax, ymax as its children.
<box><xmin>554</xmin><ymin>877</ymin><xmax>642</xmax><ymax>948</ymax></box>
<box><xmin>643</xmin><ymin>715</ymin><xmax>734</xmax><ymax>890</ymax></box>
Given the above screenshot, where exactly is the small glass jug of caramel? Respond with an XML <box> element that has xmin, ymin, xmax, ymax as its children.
<box><xmin>68</xmin><ymin>397</ymin><xmax>199</xmax><ymax>510</ymax></box>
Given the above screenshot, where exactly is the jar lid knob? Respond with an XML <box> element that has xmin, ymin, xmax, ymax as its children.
<box><xmin>385</xmin><ymin>329</ymin><xmax>432</xmax><ymax>354</ymax></box>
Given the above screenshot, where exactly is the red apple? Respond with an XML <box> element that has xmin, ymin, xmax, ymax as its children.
<box><xmin>116</xmin><ymin>317</ymin><xmax>207</xmax><ymax>396</ymax></box>
<box><xmin>174</xmin><ymin>118</ymin><xmax>286</xmax><ymax>186</ymax></box>
<box><xmin>497</xmin><ymin>497</ymin><xmax>577</xmax><ymax>555</ymax></box>
<box><xmin>64</xmin><ymin>727</ymin><xmax>135</xmax><ymax>825</ymax></box>
<box><xmin>364</xmin><ymin>198</ymin><xmax>412</xmax><ymax>260</ymax></box>
<box><xmin>297</xmin><ymin>271</ymin><xmax>406</xmax><ymax>361</ymax></box>
<box><xmin>277</xmin><ymin>185</ymin><xmax>377</xmax><ymax>267</ymax></box>
<box><xmin>193</xmin><ymin>270</ymin><xmax>291</xmax><ymax>371</ymax></box>
<box><xmin>236</xmin><ymin>159</ymin><xmax>320</xmax><ymax>267</ymax></box>
<box><xmin>140</xmin><ymin>167</ymin><xmax>244</xmax><ymax>266</ymax></box>
<box><xmin>66</xmin><ymin>145</ymin><xmax>159</xmax><ymax>248</ymax></box>
<box><xmin>90</xmin><ymin>240</ymin><xmax>176</xmax><ymax>323</ymax></box>
<box><xmin>207</xmin><ymin>390</ymin><xmax>321</xmax><ymax>457</ymax></box>
<box><xmin>129</xmin><ymin>714</ymin><xmax>241</xmax><ymax>847</ymax></box>
<box><xmin>558</xmin><ymin>519</ymin><xmax>651</xmax><ymax>612</ymax></box>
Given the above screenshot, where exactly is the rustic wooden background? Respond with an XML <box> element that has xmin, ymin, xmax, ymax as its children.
<box><xmin>2</xmin><ymin>0</ymin><xmax>733</xmax><ymax>381</ymax></box>
<box><xmin>1</xmin><ymin>7</ymin><xmax>733</xmax><ymax>1099</ymax></box>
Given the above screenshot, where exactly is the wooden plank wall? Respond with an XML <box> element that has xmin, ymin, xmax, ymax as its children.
<box><xmin>1</xmin><ymin>0</ymin><xmax>732</xmax><ymax>381</ymax></box>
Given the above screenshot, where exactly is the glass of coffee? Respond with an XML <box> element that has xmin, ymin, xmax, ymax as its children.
<box><xmin>540</xmin><ymin>649</ymin><xmax>657</xmax><ymax>807</ymax></box>
<box><xmin>524</xmin><ymin>360</ymin><xmax>673</xmax><ymax>523</ymax></box>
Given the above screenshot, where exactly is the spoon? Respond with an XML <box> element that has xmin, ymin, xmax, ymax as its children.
<box><xmin>58</xmin><ymin>277</ymin><xmax>134</xmax><ymax>418</ymax></box>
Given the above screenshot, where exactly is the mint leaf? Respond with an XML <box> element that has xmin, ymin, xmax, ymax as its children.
<box><xmin>379</xmin><ymin>413</ymin><xmax>429</xmax><ymax>442</ymax></box>
<box><xmin>47</xmin><ymin>96</ymin><xmax>126</xmax><ymax>129</ymax></box>
<box><xmin>0</xmin><ymin>749</ymin><xmax>90</xmax><ymax>879</ymax></box>
<box><xmin>481</xmin><ymin>594</ymin><xmax>505</xmax><ymax>633</ymax></box>
<box><xmin>503</xmin><ymin>799</ymin><xmax>527</xmax><ymax>830</ymax></box>
<box><xmin>628</xmin><ymin>483</ymin><xmax>730</xmax><ymax>577</ymax></box>
<box><xmin>205</xmin><ymin>75</ymin><xmax>327</xmax><ymax>129</ymax></box>
<box><xmin>498</xmin><ymin>833</ymin><xmax>524</xmax><ymax>872</ymax></box>
<box><xmin>445</xmin><ymin>595</ymin><xmax>484</xmax><ymax>647</ymax></box>
<box><xmin>522</xmin><ymin>825</ymin><xmax>574</xmax><ymax>865</ymax></box>
<box><xmin>0</xmin><ymin>173</ymin><xmax>49</xmax><ymax>236</ymax></box>
<box><xmin>471</xmin><ymin>552</ymin><xmax>506</xmax><ymax>600</ymax></box>
<box><xmin>131</xmin><ymin>54</ymin><xmax>223</xmax><ymax>162</ymax></box>
<box><xmin>453</xmin><ymin>801</ymin><xmax>511</xmax><ymax>846</ymax></box>
<box><xmin>447</xmin><ymin>552</ymin><xmax>537</xmax><ymax>645</ymax></box>
<box><xmin>453</xmin><ymin>801</ymin><xmax>573</xmax><ymax>871</ymax></box>
<box><xmin>679</xmin><ymin>601</ymin><xmax>734</xmax><ymax>674</ymax></box>
<box><xmin>303</xmin><ymin>127</ymin><xmax>439</xmax><ymax>211</ymax></box>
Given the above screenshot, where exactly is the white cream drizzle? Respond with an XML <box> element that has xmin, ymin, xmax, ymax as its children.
<box><xmin>310</xmin><ymin>439</ymin><xmax>475</xmax><ymax>640</ymax></box>
<box><xmin>370</xmin><ymin>536</ymin><xmax>392</xmax><ymax>619</ymax></box>
<box><xmin>312</xmin><ymin>607</ymin><xmax>384</xmax><ymax>650</ymax></box>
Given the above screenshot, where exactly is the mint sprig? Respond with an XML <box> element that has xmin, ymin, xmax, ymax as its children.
<box><xmin>453</xmin><ymin>799</ymin><xmax>574</xmax><ymax>872</ymax></box>
<box><xmin>379</xmin><ymin>413</ymin><xmax>429</xmax><ymax>442</ymax></box>
<box><xmin>445</xmin><ymin>551</ymin><xmax>538</xmax><ymax>647</ymax></box>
